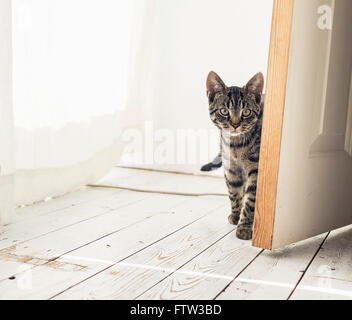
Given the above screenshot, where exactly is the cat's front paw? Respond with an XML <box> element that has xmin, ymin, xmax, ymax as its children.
<box><xmin>228</xmin><ymin>214</ymin><xmax>239</xmax><ymax>225</ymax></box>
<box><xmin>236</xmin><ymin>225</ymin><xmax>253</xmax><ymax>240</ymax></box>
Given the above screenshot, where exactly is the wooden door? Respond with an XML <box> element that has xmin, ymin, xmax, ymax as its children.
<box><xmin>253</xmin><ymin>0</ymin><xmax>352</xmax><ymax>249</ymax></box>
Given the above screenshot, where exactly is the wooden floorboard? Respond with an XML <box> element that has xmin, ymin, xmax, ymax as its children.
<box><xmin>0</xmin><ymin>195</ymin><xmax>226</xmax><ymax>299</ymax></box>
<box><xmin>2</xmin><ymin>167</ymin><xmax>196</xmax><ymax>247</ymax></box>
<box><xmin>0</xmin><ymin>190</ymin><xmax>149</xmax><ymax>251</ymax></box>
<box><xmin>291</xmin><ymin>226</ymin><xmax>352</xmax><ymax>300</ymax></box>
<box><xmin>97</xmin><ymin>167</ymin><xmax>228</xmax><ymax>196</ymax></box>
<box><xmin>138</xmin><ymin>233</ymin><xmax>262</xmax><ymax>300</ymax></box>
<box><xmin>53</xmin><ymin>207</ymin><xmax>234</xmax><ymax>300</ymax></box>
<box><xmin>217</xmin><ymin>233</ymin><xmax>328</xmax><ymax>300</ymax></box>
<box><xmin>0</xmin><ymin>194</ymin><xmax>190</xmax><ymax>265</ymax></box>
<box><xmin>1</xmin><ymin>168</ymin><xmax>350</xmax><ymax>300</ymax></box>
<box><xmin>12</xmin><ymin>187</ymin><xmax>118</xmax><ymax>223</ymax></box>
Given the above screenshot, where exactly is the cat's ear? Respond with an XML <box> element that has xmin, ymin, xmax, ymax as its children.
<box><xmin>245</xmin><ymin>72</ymin><xmax>264</xmax><ymax>103</ymax></box>
<box><xmin>207</xmin><ymin>71</ymin><xmax>227</xmax><ymax>103</ymax></box>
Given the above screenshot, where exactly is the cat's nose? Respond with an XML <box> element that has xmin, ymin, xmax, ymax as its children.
<box><xmin>230</xmin><ymin>121</ymin><xmax>240</xmax><ymax>129</ymax></box>
<box><xmin>230</xmin><ymin>117</ymin><xmax>241</xmax><ymax>129</ymax></box>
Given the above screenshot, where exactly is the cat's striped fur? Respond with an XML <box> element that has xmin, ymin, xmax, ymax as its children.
<box><xmin>205</xmin><ymin>71</ymin><xmax>264</xmax><ymax>240</ymax></box>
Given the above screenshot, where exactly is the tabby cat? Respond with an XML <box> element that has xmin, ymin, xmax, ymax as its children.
<box><xmin>204</xmin><ymin>71</ymin><xmax>264</xmax><ymax>240</ymax></box>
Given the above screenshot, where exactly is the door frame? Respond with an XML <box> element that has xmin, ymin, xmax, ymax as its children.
<box><xmin>252</xmin><ymin>0</ymin><xmax>295</xmax><ymax>250</ymax></box>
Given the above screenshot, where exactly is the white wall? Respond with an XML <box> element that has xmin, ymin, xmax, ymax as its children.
<box><xmin>128</xmin><ymin>0</ymin><xmax>273</xmax><ymax>172</ymax></box>
<box><xmin>154</xmin><ymin>0</ymin><xmax>273</xmax><ymax>130</ymax></box>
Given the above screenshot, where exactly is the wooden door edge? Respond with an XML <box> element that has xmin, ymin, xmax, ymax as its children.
<box><xmin>252</xmin><ymin>0</ymin><xmax>295</xmax><ymax>250</ymax></box>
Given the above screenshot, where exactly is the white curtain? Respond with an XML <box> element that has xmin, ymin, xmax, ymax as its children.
<box><xmin>0</xmin><ymin>0</ymin><xmax>157</xmax><ymax>228</ymax></box>
<box><xmin>0</xmin><ymin>0</ymin><xmax>273</xmax><ymax>226</ymax></box>
<box><xmin>0</xmin><ymin>0</ymin><xmax>14</xmax><ymax>226</ymax></box>
<box><xmin>9</xmin><ymin>0</ymin><xmax>157</xmax><ymax>207</ymax></box>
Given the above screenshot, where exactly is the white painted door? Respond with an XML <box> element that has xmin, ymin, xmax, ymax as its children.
<box><xmin>271</xmin><ymin>0</ymin><xmax>352</xmax><ymax>249</ymax></box>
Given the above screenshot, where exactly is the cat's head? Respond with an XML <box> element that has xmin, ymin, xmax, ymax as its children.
<box><xmin>206</xmin><ymin>71</ymin><xmax>264</xmax><ymax>136</ymax></box>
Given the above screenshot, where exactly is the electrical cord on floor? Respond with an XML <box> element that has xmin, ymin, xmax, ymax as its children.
<box><xmin>87</xmin><ymin>184</ymin><xmax>229</xmax><ymax>197</ymax></box>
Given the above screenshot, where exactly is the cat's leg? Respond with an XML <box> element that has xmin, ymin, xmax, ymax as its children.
<box><xmin>228</xmin><ymin>190</ymin><xmax>243</xmax><ymax>226</ymax></box>
<box><xmin>236</xmin><ymin>167</ymin><xmax>258</xmax><ymax>240</ymax></box>
<box><xmin>224</xmin><ymin>167</ymin><xmax>245</xmax><ymax>226</ymax></box>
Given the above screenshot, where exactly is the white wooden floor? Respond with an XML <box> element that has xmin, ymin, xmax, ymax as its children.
<box><xmin>0</xmin><ymin>168</ymin><xmax>351</xmax><ymax>300</ymax></box>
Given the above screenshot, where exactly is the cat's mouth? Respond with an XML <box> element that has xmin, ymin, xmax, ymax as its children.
<box><xmin>228</xmin><ymin>121</ymin><xmax>243</xmax><ymax>133</ymax></box>
<box><xmin>229</xmin><ymin>131</ymin><xmax>242</xmax><ymax>137</ymax></box>
<box><xmin>228</xmin><ymin>126</ymin><xmax>243</xmax><ymax>135</ymax></box>
<box><xmin>224</xmin><ymin>128</ymin><xmax>243</xmax><ymax>138</ymax></box>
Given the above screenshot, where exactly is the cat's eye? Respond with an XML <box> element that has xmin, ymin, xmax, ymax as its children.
<box><xmin>242</xmin><ymin>109</ymin><xmax>252</xmax><ymax>118</ymax></box>
<box><xmin>219</xmin><ymin>108</ymin><xmax>229</xmax><ymax>117</ymax></box>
